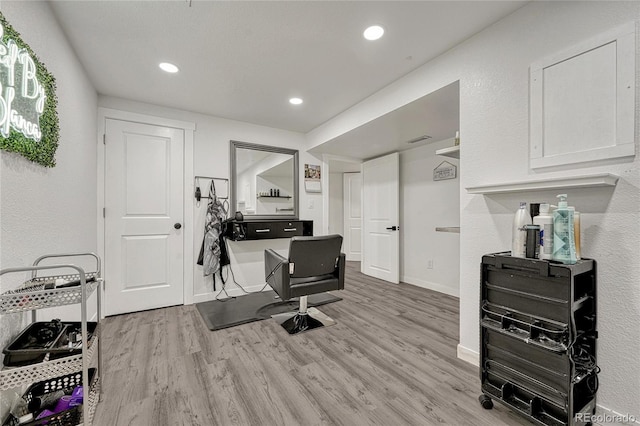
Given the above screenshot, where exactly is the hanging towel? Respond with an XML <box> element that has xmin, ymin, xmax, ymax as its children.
<box><xmin>197</xmin><ymin>181</ymin><xmax>228</xmax><ymax>285</ymax></box>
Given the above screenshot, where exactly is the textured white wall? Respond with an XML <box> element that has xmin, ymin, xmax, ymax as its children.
<box><xmin>400</xmin><ymin>139</ymin><xmax>460</xmax><ymax>297</ymax></box>
<box><xmin>306</xmin><ymin>1</ymin><xmax>640</xmax><ymax>418</ymax></box>
<box><xmin>97</xmin><ymin>96</ymin><xmax>321</xmax><ymax>298</ymax></box>
<box><xmin>0</xmin><ymin>0</ymin><xmax>98</xmax><ymax>416</ymax></box>
<box><xmin>328</xmin><ymin>172</ymin><xmax>344</xmax><ymax>235</ymax></box>
<box><xmin>0</xmin><ymin>1</ymin><xmax>98</xmax><ymax>338</ymax></box>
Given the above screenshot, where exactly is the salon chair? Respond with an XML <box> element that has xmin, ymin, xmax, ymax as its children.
<box><xmin>264</xmin><ymin>234</ymin><xmax>345</xmax><ymax>334</ymax></box>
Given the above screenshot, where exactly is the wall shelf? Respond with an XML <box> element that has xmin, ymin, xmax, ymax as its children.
<box><xmin>435</xmin><ymin>145</ymin><xmax>460</xmax><ymax>159</ymax></box>
<box><xmin>436</xmin><ymin>227</ymin><xmax>460</xmax><ymax>233</ymax></box>
<box><xmin>257</xmin><ymin>195</ymin><xmax>292</xmax><ymax>199</ymax></box>
<box><xmin>465</xmin><ymin>173</ymin><xmax>619</xmax><ymax>195</ymax></box>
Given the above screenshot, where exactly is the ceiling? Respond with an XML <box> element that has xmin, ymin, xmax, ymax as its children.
<box><xmin>311</xmin><ymin>81</ymin><xmax>459</xmax><ymax>161</ymax></box>
<box><xmin>48</xmin><ymin>0</ymin><xmax>526</xmax><ymax>134</ymax></box>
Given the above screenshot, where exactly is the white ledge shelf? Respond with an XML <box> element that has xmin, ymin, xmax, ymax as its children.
<box><xmin>435</xmin><ymin>145</ymin><xmax>460</xmax><ymax>159</ymax></box>
<box><xmin>465</xmin><ymin>173</ymin><xmax>619</xmax><ymax>195</ymax></box>
<box><xmin>435</xmin><ymin>227</ymin><xmax>460</xmax><ymax>233</ymax></box>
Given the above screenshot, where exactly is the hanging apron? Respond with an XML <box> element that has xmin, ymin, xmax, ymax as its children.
<box><xmin>197</xmin><ymin>181</ymin><xmax>228</xmax><ymax>286</ymax></box>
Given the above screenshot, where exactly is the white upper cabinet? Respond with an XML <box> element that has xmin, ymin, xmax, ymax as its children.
<box><xmin>530</xmin><ymin>22</ymin><xmax>636</xmax><ymax>170</ymax></box>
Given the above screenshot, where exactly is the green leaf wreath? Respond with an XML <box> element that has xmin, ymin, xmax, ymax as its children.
<box><xmin>0</xmin><ymin>11</ymin><xmax>59</xmax><ymax>167</ymax></box>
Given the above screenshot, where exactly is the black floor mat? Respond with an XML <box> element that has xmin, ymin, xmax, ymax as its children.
<box><xmin>195</xmin><ymin>290</ymin><xmax>342</xmax><ymax>331</ymax></box>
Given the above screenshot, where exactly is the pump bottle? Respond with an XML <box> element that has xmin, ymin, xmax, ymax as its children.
<box><xmin>552</xmin><ymin>194</ymin><xmax>577</xmax><ymax>264</ymax></box>
<box><xmin>533</xmin><ymin>203</ymin><xmax>553</xmax><ymax>260</ymax></box>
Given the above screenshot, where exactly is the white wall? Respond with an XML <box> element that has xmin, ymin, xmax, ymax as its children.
<box><xmin>0</xmin><ymin>0</ymin><xmax>98</xmax><ymax>416</ymax></box>
<box><xmin>328</xmin><ymin>172</ymin><xmax>344</xmax><ymax>235</ymax></box>
<box><xmin>306</xmin><ymin>1</ymin><xmax>640</xmax><ymax>419</ymax></box>
<box><xmin>98</xmin><ymin>96</ymin><xmax>322</xmax><ymax>300</ymax></box>
<box><xmin>400</xmin><ymin>139</ymin><xmax>460</xmax><ymax>297</ymax></box>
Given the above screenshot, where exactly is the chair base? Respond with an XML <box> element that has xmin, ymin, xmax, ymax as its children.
<box><xmin>271</xmin><ymin>307</ymin><xmax>335</xmax><ymax>335</ymax></box>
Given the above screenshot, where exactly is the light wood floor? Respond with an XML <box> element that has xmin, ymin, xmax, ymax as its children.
<box><xmin>93</xmin><ymin>262</ymin><xmax>530</xmax><ymax>426</ymax></box>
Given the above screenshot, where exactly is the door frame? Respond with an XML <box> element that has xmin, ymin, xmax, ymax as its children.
<box><xmin>97</xmin><ymin>108</ymin><xmax>196</xmax><ymax>318</ymax></box>
<box><xmin>321</xmin><ymin>154</ymin><xmax>362</xmax><ymax>236</ymax></box>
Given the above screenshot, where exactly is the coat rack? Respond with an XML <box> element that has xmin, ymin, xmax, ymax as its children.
<box><xmin>194</xmin><ymin>176</ymin><xmax>229</xmax><ymax>205</ymax></box>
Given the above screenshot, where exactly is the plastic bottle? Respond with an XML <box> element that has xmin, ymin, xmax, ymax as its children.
<box><xmin>570</xmin><ymin>208</ymin><xmax>581</xmax><ymax>260</ymax></box>
<box><xmin>533</xmin><ymin>203</ymin><xmax>553</xmax><ymax>260</ymax></box>
<box><xmin>529</xmin><ymin>203</ymin><xmax>541</xmax><ymax>223</ymax></box>
<box><xmin>511</xmin><ymin>202</ymin><xmax>528</xmax><ymax>258</ymax></box>
<box><xmin>552</xmin><ymin>194</ymin><xmax>577</xmax><ymax>264</ymax></box>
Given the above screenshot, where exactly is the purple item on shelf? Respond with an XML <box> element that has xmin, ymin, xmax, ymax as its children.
<box><xmin>36</xmin><ymin>409</ymin><xmax>54</xmax><ymax>419</ymax></box>
<box><xmin>69</xmin><ymin>386</ymin><xmax>84</xmax><ymax>406</ymax></box>
<box><xmin>53</xmin><ymin>395</ymin><xmax>72</xmax><ymax>413</ymax></box>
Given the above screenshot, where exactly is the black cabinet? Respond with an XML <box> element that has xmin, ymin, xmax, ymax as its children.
<box><xmin>479</xmin><ymin>253</ymin><xmax>598</xmax><ymax>426</ymax></box>
<box><xmin>226</xmin><ymin>219</ymin><xmax>313</xmax><ymax>241</ymax></box>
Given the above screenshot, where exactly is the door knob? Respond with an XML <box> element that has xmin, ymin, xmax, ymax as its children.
<box><xmin>386</xmin><ymin>226</ymin><xmax>398</xmax><ymax>231</ymax></box>
<box><xmin>174</xmin><ymin>223</ymin><xmax>182</xmax><ymax>230</ymax></box>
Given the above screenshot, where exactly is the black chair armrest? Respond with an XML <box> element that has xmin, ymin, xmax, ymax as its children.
<box><xmin>264</xmin><ymin>249</ymin><xmax>291</xmax><ymax>300</ymax></box>
<box><xmin>336</xmin><ymin>253</ymin><xmax>346</xmax><ymax>290</ymax></box>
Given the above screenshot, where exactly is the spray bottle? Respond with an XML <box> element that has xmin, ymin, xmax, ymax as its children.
<box><xmin>511</xmin><ymin>202</ymin><xmax>528</xmax><ymax>258</ymax></box>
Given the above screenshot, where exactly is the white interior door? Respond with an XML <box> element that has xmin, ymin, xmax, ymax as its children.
<box><xmin>105</xmin><ymin>119</ymin><xmax>184</xmax><ymax>316</ymax></box>
<box><xmin>362</xmin><ymin>153</ymin><xmax>399</xmax><ymax>283</ymax></box>
<box><xmin>343</xmin><ymin>172</ymin><xmax>362</xmax><ymax>261</ymax></box>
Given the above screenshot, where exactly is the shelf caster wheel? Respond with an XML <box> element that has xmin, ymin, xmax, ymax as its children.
<box><xmin>479</xmin><ymin>394</ymin><xmax>493</xmax><ymax>409</ymax></box>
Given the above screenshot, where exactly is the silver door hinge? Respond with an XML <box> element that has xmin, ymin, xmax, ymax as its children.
<box><xmin>103</xmin><ymin>134</ymin><xmax>106</xmax><ymax>145</ymax></box>
<box><xmin>103</xmin><ymin>208</ymin><xmax>105</xmax><ymax>218</ymax></box>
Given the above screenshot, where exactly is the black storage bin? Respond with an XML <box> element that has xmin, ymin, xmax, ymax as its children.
<box><xmin>3</xmin><ymin>322</ymin><xmax>97</xmax><ymax>367</ymax></box>
<box><xmin>3</xmin><ymin>369</ymin><xmax>96</xmax><ymax>426</ymax></box>
<box><xmin>479</xmin><ymin>253</ymin><xmax>598</xmax><ymax>426</ymax></box>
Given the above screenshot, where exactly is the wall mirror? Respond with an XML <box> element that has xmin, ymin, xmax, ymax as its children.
<box><xmin>230</xmin><ymin>140</ymin><xmax>299</xmax><ymax>220</ymax></box>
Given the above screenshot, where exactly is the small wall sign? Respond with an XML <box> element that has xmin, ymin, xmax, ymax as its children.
<box><xmin>0</xmin><ymin>12</ymin><xmax>59</xmax><ymax>167</ymax></box>
<box><xmin>433</xmin><ymin>160</ymin><xmax>457</xmax><ymax>181</ymax></box>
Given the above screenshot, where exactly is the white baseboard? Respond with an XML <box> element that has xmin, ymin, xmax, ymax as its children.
<box><xmin>594</xmin><ymin>404</ymin><xmax>640</xmax><ymax>425</ymax></box>
<box><xmin>401</xmin><ymin>275</ymin><xmax>459</xmax><ymax>297</ymax></box>
<box><xmin>192</xmin><ymin>284</ymin><xmax>270</xmax><ymax>304</ymax></box>
<box><xmin>457</xmin><ymin>344</ymin><xmax>479</xmax><ymax>366</ymax></box>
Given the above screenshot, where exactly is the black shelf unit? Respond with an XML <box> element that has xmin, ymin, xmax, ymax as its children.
<box><xmin>479</xmin><ymin>253</ymin><xmax>598</xmax><ymax>426</ymax></box>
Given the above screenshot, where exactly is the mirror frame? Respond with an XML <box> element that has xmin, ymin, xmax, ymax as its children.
<box><xmin>230</xmin><ymin>140</ymin><xmax>299</xmax><ymax>220</ymax></box>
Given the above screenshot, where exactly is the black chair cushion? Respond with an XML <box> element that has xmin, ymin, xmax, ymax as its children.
<box><xmin>290</xmin><ymin>274</ymin><xmax>334</xmax><ymax>285</ymax></box>
<box><xmin>289</xmin><ymin>277</ymin><xmax>341</xmax><ymax>299</ymax></box>
<box><xmin>288</xmin><ymin>235</ymin><xmax>343</xmax><ymax>278</ymax></box>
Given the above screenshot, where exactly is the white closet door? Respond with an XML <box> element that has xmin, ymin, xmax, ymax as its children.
<box><xmin>343</xmin><ymin>172</ymin><xmax>362</xmax><ymax>261</ymax></box>
<box><xmin>104</xmin><ymin>118</ymin><xmax>184</xmax><ymax>316</ymax></box>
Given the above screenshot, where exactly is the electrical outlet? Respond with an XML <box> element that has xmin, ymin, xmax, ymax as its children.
<box><xmin>427</xmin><ymin>259</ymin><xmax>434</xmax><ymax>269</ymax></box>
<box><xmin>308</xmin><ymin>199</ymin><xmax>314</xmax><ymax>209</ymax></box>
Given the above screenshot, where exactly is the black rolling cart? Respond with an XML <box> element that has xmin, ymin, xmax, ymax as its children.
<box><xmin>478</xmin><ymin>253</ymin><xmax>598</xmax><ymax>426</ymax></box>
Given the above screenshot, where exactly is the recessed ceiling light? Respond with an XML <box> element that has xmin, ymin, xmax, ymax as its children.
<box><xmin>159</xmin><ymin>62</ymin><xmax>179</xmax><ymax>73</ymax></box>
<box><xmin>289</xmin><ymin>97</ymin><xmax>303</xmax><ymax>105</ymax></box>
<box><xmin>363</xmin><ymin>25</ymin><xmax>385</xmax><ymax>41</ymax></box>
